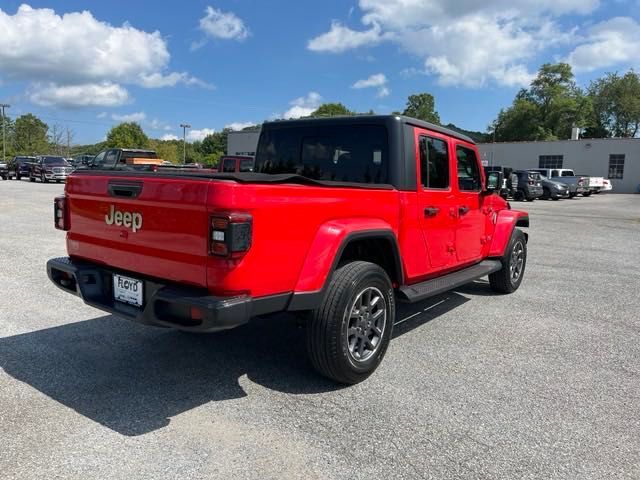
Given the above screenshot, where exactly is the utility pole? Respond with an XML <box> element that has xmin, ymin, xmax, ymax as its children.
<box><xmin>0</xmin><ymin>104</ymin><xmax>9</xmax><ymax>162</ymax></box>
<box><xmin>180</xmin><ymin>123</ymin><xmax>191</xmax><ymax>164</ymax></box>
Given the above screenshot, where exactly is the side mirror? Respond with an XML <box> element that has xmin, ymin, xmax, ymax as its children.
<box><xmin>484</xmin><ymin>171</ymin><xmax>503</xmax><ymax>194</ymax></box>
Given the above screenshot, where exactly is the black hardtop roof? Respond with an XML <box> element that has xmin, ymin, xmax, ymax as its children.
<box><xmin>119</xmin><ymin>148</ymin><xmax>156</xmax><ymax>153</ymax></box>
<box><xmin>262</xmin><ymin>115</ymin><xmax>475</xmax><ymax>144</ymax></box>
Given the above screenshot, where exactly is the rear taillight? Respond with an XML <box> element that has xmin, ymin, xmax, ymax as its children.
<box><xmin>209</xmin><ymin>213</ymin><xmax>252</xmax><ymax>257</ymax></box>
<box><xmin>54</xmin><ymin>195</ymin><xmax>69</xmax><ymax>231</ymax></box>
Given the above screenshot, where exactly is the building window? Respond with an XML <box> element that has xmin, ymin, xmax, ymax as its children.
<box><xmin>539</xmin><ymin>155</ymin><xmax>563</xmax><ymax>169</ymax></box>
<box><xmin>608</xmin><ymin>154</ymin><xmax>625</xmax><ymax>179</ymax></box>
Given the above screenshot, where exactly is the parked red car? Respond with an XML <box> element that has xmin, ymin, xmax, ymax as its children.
<box><xmin>48</xmin><ymin>115</ymin><xmax>529</xmax><ymax>383</ymax></box>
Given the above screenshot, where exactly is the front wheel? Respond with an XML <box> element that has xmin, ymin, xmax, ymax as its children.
<box><xmin>307</xmin><ymin>261</ymin><xmax>394</xmax><ymax>384</ymax></box>
<box><xmin>514</xmin><ymin>190</ymin><xmax>525</xmax><ymax>201</ymax></box>
<box><xmin>582</xmin><ymin>191</ymin><xmax>592</xmax><ymax>197</ymax></box>
<box><xmin>489</xmin><ymin>229</ymin><xmax>527</xmax><ymax>294</ymax></box>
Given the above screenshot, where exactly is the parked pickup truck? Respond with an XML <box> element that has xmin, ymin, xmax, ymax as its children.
<box><xmin>83</xmin><ymin>148</ymin><xmax>160</xmax><ymax>169</ymax></box>
<box><xmin>30</xmin><ymin>156</ymin><xmax>74</xmax><ymax>183</ymax></box>
<box><xmin>529</xmin><ymin>168</ymin><xmax>588</xmax><ymax>198</ymax></box>
<box><xmin>47</xmin><ymin>115</ymin><xmax>530</xmax><ymax>384</ymax></box>
<box><xmin>577</xmin><ymin>174</ymin><xmax>605</xmax><ymax>196</ymax></box>
<box><xmin>9</xmin><ymin>156</ymin><xmax>37</xmax><ymax>180</ymax></box>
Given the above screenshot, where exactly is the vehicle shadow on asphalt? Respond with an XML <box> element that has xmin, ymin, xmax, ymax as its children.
<box><xmin>0</xmin><ymin>293</ymin><xmax>469</xmax><ymax>437</ymax></box>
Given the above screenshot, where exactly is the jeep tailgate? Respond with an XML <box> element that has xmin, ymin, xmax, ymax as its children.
<box><xmin>65</xmin><ymin>174</ymin><xmax>211</xmax><ymax>287</ymax></box>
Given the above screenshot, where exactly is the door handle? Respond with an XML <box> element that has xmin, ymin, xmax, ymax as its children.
<box><xmin>458</xmin><ymin>205</ymin><xmax>470</xmax><ymax>216</ymax></box>
<box><xmin>424</xmin><ymin>207</ymin><xmax>440</xmax><ymax>217</ymax></box>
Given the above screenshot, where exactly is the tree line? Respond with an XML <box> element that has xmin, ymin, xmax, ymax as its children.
<box><xmin>2</xmin><ymin>63</ymin><xmax>637</xmax><ymax>164</ymax></box>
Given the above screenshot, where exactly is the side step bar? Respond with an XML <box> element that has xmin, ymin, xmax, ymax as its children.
<box><xmin>398</xmin><ymin>260</ymin><xmax>502</xmax><ymax>303</ymax></box>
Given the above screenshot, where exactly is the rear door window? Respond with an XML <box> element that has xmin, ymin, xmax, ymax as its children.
<box><xmin>419</xmin><ymin>136</ymin><xmax>449</xmax><ymax>189</ymax></box>
<box><xmin>456</xmin><ymin>146</ymin><xmax>481</xmax><ymax>191</ymax></box>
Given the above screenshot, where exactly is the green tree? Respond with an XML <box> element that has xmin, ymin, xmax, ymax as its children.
<box><xmin>150</xmin><ymin>139</ymin><xmax>179</xmax><ymax>163</ymax></box>
<box><xmin>490</xmin><ymin>63</ymin><xmax>588</xmax><ymax>141</ymax></box>
<box><xmin>587</xmin><ymin>71</ymin><xmax>640</xmax><ymax>138</ymax></box>
<box><xmin>105</xmin><ymin>122</ymin><xmax>149</xmax><ymax>148</ymax></box>
<box><xmin>310</xmin><ymin>103</ymin><xmax>354</xmax><ymax>117</ymax></box>
<box><xmin>402</xmin><ymin>93</ymin><xmax>441</xmax><ymax>124</ymax></box>
<box><xmin>14</xmin><ymin>114</ymin><xmax>49</xmax><ymax>155</ymax></box>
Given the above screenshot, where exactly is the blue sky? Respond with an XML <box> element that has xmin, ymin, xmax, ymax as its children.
<box><xmin>1</xmin><ymin>1</ymin><xmax>638</xmax><ymax>143</ymax></box>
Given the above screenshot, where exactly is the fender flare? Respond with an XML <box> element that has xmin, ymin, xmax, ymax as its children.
<box><xmin>488</xmin><ymin>210</ymin><xmax>529</xmax><ymax>258</ymax></box>
<box><xmin>288</xmin><ymin>219</ymin><xmax>402</xmax><ymax>311</ymax></box>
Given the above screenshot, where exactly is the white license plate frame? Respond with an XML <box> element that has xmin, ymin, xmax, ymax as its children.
<box><xmin>113</xmin><ymin>273</ymin><xmax>144</xmax><ymax>307</ymax></box>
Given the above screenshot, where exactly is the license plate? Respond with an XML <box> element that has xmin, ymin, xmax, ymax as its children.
<box><xmin>113</xmin><ymin>273</ymin><xmax>143</xmax><ymax>307</ymax></box>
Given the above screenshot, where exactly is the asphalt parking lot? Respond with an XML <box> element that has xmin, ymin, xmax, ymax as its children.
<box><xmin>1</xmin><ymin>179</ymin><xmax>639</xmax><ymax>479</ymax></box>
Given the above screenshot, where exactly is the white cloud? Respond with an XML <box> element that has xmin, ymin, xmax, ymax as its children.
<box><xmin>281</xmin><ymin>92</ymin><xmax>323</xmax><ymax>119</ymax></box>
<box><xmin>29</xmin><ymin>82</ymin><xmax>130</xmax><ymax>107</ymax></box>
<box><xmin>0</xmin><ymin>4</ymin><xmax>208</xmax><ymax>107</ymax></box>
<box><xmin>567</xmin><ymin>17</ymin><xmax>640</xmax><ymax>72</ymax></box>
<box><xmin>161</xmin><ymin>134</ymin><xmax>179</xmax><ymax>141</ymax></box>
<box><xmin>96</xmin><ymin>112</ymin><xmax>107</xmax><ymax>119</ymax></box>
<box><xmin>352</xmin><ymin>73</ymin><xmax>387</xmax><ymax>89</ymax></box>
<box><xmin>111</xmin><ymin>111</ymin><xmax>146</xmax><ymax>123</ymax></box>
<box><xmin>225</xmin><ymin>122</ymin><xmax>257</xmax><ymax>131</ymax></box>
<box><xmin>198</xmin><ymin>6</ymin><xmax>249</xmax><ymax>41</ymax></box>
<box><xmin>138</xmin><ymin>72</ymin><xmax>214</xmax><ymax>89</ymax></box>
<box><xmin>308</xmin><ymin>0</ymin><xmax>601</xmax><ymax>87</ymax></box>
<box><xmin>148</xmin><ymin>118</ymin><xmax>172</xmax><ymax>131</ymax></box>
<box><xmin>352</xmin><ymin>73</ymin><xmax>390</xmax><ymax>97</ymax></box>
<box><xmin>187</xmin><ymin>128</ymin><xmax>216</xmax><ymax>142</ymax></box>
<box><xmin>308</xmin><ymin>20</ymin><xmax>387</xmax><ymax>53</ymax></box>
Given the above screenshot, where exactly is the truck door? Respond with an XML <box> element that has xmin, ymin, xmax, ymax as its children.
<box><xmin>416</xmin><ymin>131</ymin><xmax>457</xmax><ymax>270</ymax></box>
<box><xmin>453</xmin><ymin>143</ymin><xmax>485</xmax><ymax>264</ymax></box>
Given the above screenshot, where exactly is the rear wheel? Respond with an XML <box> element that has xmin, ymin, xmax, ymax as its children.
<box><xmin>489</xmin><ymin>229</ymin><xmax>527</xmax><ymax>294</ymax></box>
<box><xmin>541</xmin><ymin>187</ymin><xmax>550</xmax><ymax>200</ymax></box>
<box><xmin>307</xmin><ymin>261</ymin><xmax>394</xmax><ymax>384</ymax></box>
<box><xmin>582</xmin><ymin>191</ymin><xmax>592</xmax><ymax>197</ymax></box>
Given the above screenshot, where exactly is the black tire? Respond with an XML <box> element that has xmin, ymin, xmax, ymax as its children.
<box><xmin>541</xmin><ymin>187</ymin><xmax>550</xmax><ymax>200</ymax></box>
<box><xmin>551</xmin><ymin>197</ymin><xmax>559</xmax><ymax>201</ymax></box>
<box><xmin>307</xmin><ymin>261</ymin><xmax>395</xmax><ymax>384</ymax></box>
<box><xmin>16</xmin><ymin>173</ymin><xmax>21</xmax><ymax>180</ymax></box>
<box><xmin>582</xmin><ymin>191</ymin><xmax>592</xmax><ymax>197</ymax></box>
<box><xmin>489</xmin><ymin>229</ymin><xmax>527</xmax><ymax>294</ymax></box>
<box><xmin>569</xmin><ymin>192</ymin><xmax>577</xmax><ymax>198</ymax></box>
<box><xmin>29</xmin><ymin>176</ymin><xmax>35</xmax><ymax>182</ymax></box>
<box><xmin>514</xmin><ymin>190</ymin><xmax>525</xmax><ymax>201</ymax></box>
<box><xmin>526</xmin><ymin>197</ymin><xmax>535</xmax><ymax>202</ymax></box>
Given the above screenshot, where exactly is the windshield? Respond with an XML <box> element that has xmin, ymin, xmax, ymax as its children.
<box><xmin>255</xmin><ymin>125</ymin><xmax>389</xmax><ymax>184</ymax></box>
<box><xmin>43</xmin><ymin>157</ymin><xmax>69</xmax><ymax>165</ymax></box>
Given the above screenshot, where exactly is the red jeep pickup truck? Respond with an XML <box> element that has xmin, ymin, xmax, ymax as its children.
<box><xmin>48</xmin><ymin>115</ymin><xmax>529</xmax><ymax>384</ymax></box>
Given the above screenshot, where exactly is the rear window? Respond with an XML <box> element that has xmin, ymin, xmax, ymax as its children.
<box><xmin>255</xmin><ymin>125</ymin><xmax>389</xmax><ymax>184</ymax></box>
<box><xmin>561</xmin><ymin>170</ymin><xmax>575</xmax><ymax>177</ymax></box>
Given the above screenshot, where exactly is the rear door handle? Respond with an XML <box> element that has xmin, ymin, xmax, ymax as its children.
<box><xmin>424</xmin><ymin>207</ymin><xmax>440</xmax><ymax>217</ymax></box>
<box><xmin>458</xmin><ymin>205</ymin><xmax>470</xmax><ymax>216</ymax></box>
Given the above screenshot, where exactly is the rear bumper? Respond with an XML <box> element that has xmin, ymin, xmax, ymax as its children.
<box><xmin>47</xmin><ymin>257</ymin><xmax>289</xmax><ymax>332</ymax></box>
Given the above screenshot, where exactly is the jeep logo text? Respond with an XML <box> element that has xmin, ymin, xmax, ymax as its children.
<box><xmin>105</xmin><ymin>205</ymin><xmax>143</xmax><ymax>232</ymax></box>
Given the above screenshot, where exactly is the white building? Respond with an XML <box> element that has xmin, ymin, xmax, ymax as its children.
<box><xmin>478</xmin><ymin>138</ymin><xmax>639</xmax><ymax>193</ymax></box>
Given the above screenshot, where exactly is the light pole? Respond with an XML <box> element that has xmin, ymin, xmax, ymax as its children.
<box><xmin>180</xmin><ymin>123</ymin><xmax>191</xmax><ymax>164</ymax></box>
<box><xmin>0</xmin><ymin>104</ymin><xmax>9</xmax><ymax>162</ymax></box>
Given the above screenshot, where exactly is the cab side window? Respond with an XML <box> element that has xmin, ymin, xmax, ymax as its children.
<box><xmin>419</xmin><ymin>136</ymin><xmax>449</xmax><ymax>189</ymax></box>
<box><xmin>456</xmin><ymin>146</ymin><xmax>481</xmax><ymax>191</ymax></box>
